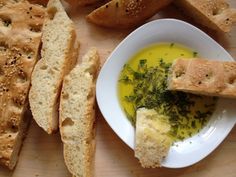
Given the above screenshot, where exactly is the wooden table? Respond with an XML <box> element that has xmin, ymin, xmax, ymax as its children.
<box><xmin>1</xmin><ymin>1</ymin><xmax>236</xmax><ymax>177</ymax></box>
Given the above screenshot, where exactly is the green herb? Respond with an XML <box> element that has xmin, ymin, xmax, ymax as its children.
<box><xmin>170</xmin><ymin>43</ymin><xmax>175</xmax><ymax>48</ymax></box>
<box><xmin>193</xmin><ymin>51</ymin><xmax>198</xmax><ymax>57</ymax></box>
<box><xmin>119</xmin><ymin>58</ymin><xmax>216</xmax><ymax>141</ymax></box>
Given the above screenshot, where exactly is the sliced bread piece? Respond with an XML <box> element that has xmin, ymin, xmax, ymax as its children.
<box><xmin>59</xmin><ymin>48</ymin><xmax>99</xmax><ymax>177</ymax></box>
<box><xmin>167</xmin><ymin>58</ymin><xmax>236</xmax><ymax>98</ymax></box>
<box><xmin>87</xmin><ymin>0</ymin><xmax>172</xmax><ymax>28</ymax></box>
<box><xmin>174</xmin><ymin>0</ymin><xmax>236</xmax><ymax>32</ymax></box>
<box><xmin>135</xmin><ymin>108</ymin><xmax>172</xmax><ymax>168</ymax></box>
<box><xmin>29</xmin><ymin>0</ymin><xmax>78</xmax><ymax>134</ymax></box>
<box><xmin>0</xmin><ymin>0</ymin><xmax>45</xmax><ymax>169</ymax></box>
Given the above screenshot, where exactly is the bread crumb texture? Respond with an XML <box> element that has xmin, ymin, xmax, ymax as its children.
<box><xmin>135</xmin><ymin>108</ymin><xmax>172</xmax><ymax>168</ymax></box>
<box><xmin>60</xmin><ymin>48</ymin><xmax>99</xmax><ymax>177</ymax></box>
<box><xmin>29</xmin><ymin>0</ymin><xmax>77</xmax><ymax>134</ymax></box>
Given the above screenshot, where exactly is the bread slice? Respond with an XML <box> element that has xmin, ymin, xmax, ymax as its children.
<box><xmin>0</xmin><ymin>0</ymin><xmax>45</xmax><ymax>169</ymax></box>
<box><xmin>59</xmin><ymin>48</ymin><xmax>99</xmax><ymax>177</ymax></box>
<box><xmin>29</xmin><ymin>0</ymin><xmax>78</xmax><ymax>134</ymax></box>
<box><xmin>65</xmin><ymin>0</ymin><xmax>102</xmax><ymax>6</ymax></box>
<box><xmin>168</xmin><ymin>58</ymin><xmax>236</xmax><ymax>98</ymax></box>
<box><xmin>87</xmin><ymin>0</ymin><xmax>172</xmax><ymax>28</ymax></box>
<box><xmin>174</xmin><ymin>0</ymin><xmax>236</xmax><ymax>32</ymax></box>
<box><xmin>135</xmin><ymin>108</ymin><xmax>172</xmax><ymax>168</ymax></box>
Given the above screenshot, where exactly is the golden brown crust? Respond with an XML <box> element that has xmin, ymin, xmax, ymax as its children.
<box><xmin>87</xmin><ymin>0</ymin><xmax>172</xmax><ymax>28</ymax></box>
<box><xmin>168</xmin><ymin>58</ymin><xmax>236</xmax><ymax>98</ymax></box>
<box><xmin>0</xmin><ymin>0</ymin><xmax>45</xmax><ymax>169</ymax></box>
<box><xmin>174</xmin><ymin>0</ymin><xmax>236</xmax><ymax>32</ymax></box>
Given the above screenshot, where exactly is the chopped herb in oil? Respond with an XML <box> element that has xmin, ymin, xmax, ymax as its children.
<box><xmin>118</xmin><ymin>43</ymin><xmax>217</xmax><ymax>141</ymax></box>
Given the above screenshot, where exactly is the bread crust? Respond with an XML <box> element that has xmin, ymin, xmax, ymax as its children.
<box><xmin>29</xmin><ymin>0</ymin><xmax>78</xmax><ymax>134</ymax></box>
<box><xmin>0</xmin><ymin>0</ymin><xmax>45</xmax><ymax>169</ymax></box>
<box><xmin>174</xmin><ymin>0</ymin><xmax>236</xmax><ymax>32</ymax></box>
<box><xmin>59</xmin><ymin>48</ymin><xmax>99</xmax><ymax>177</ymax></box>
<box><xmin>168</xmin><ymin>58</ymin><xmax>236</xmax><ymax>98</ymax></box>
<box><xmin>87</xmin><ymin>0</ymin><xmax>172</xmax><ymax>28</ymax></box>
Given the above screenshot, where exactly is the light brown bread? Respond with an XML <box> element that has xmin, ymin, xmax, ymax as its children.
<box><xmin>168</xmin><ymin>58</ymin><xmax>236</xmax><ymax>98</ymax></box>
<box><xmin>59</xmin><ymin>48</ymin><xmax>99</xmax><ymax>177</ymax></box>
<box><xmin>29</xmin><ymin>0</ymin><xmax>78</xmax><ymax>134</ymax></box>
<box><xmin>0</xmin><ymin>0</ymin><xmax>45</xmax><ymax>169</ymax></box>
<box><xmin>87</xmin><ymin>0</ymin><xmax>172</xmax><ymax>28</ymax></box>
<box><xmin>174</xmin><ymin>0</ymin><xmax>236</xmax><ymax>32</ymax></box>
<box><xmin>65</xmin><ymin>0</ymin><xmax>101</xmax><ymax>6</ymax></box>
<box><xmin>135</xmin><ymin>108</ymin><xmax>172</xmax><ymax>168</ymax></box>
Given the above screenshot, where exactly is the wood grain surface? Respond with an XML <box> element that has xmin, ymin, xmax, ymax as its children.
<box><xmin>1</xmin><ymin>1</ymin><xmax>236</xmax><ymax>177</ymax></box>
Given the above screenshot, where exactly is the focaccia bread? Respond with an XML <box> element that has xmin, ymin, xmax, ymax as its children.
<box><xmin>174</xmin><ymin>0</ymin><xmax>236</xmax><ymax>32</ymax></box>
<box><xmin>60</xmin><ymin>48</ymin><xmax>99</xmax><ymax>177</ymax></box>
<box><xmin>135</xmin><ymin>108</ymin><xmax>172</xmax><ymax>168</ymax></box>
<box><xmin>168</xmin><ymin>58</ymin><xmax>236</xmax><ymax>98</ymax></box>
<box><xmin>29</xmin><ymin>0</ymin><xmax>78</xmax><ymax>134</ymax></box>
<box><xmin>0</xmin><ymin>0</ymin><xmax>45</xmax><ymax>169</ymax></box>
<box><xmin>87</xmin><ymin>0</ymin><xmax>172</xmax><ymax>28</ymax></box>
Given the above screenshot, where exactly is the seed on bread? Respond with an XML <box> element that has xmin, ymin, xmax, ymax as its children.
<box><xmin>0</xmin><ymin>0</ymin><xmax>45</xmax><ymax>169</ymax></box>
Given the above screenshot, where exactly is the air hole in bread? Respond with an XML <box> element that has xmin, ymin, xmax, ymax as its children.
<box><xmin>0</xmin><ymin>17</ymin><xmax>12</xmax><ymax>27</ymax></box>
<box><xmin>40</xmin><ymin>65</ymin><xmax>48</xmax><ymax>70</ymax></box>
<box><xmin>29</xmin><ymin>24</ymin><xmax>42</xmax><ymax>33</ymax></box>
<box><xmin>62</xmin><ymin>92</ymin><xmax>69</xmax><ymax>100</ymax></box>
<box><xmin>53</xmin><ymin>66</ymin><xmax>59</xmax><ymax>71</ymax></box>
<box><xmin>62</xmin><ymin>118</ymin><xmax>74</xmax><ymax>127</ymax></box>
<box><xmin>47</xmin><ymin>6</ymin><xmax>57</xmax><ymax>20</ymax></box>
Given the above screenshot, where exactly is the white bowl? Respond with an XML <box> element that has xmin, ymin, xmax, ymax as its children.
<box><xmin>96</xmin><ymin>19</ymin><xmax>236</xmax><ymax>168</ymax></box>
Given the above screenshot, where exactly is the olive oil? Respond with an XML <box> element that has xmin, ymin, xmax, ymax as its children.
<box><xmin>118</xmin><ymin>43</ymin><xmax>216</xmax><ymax>141</ymax></box>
